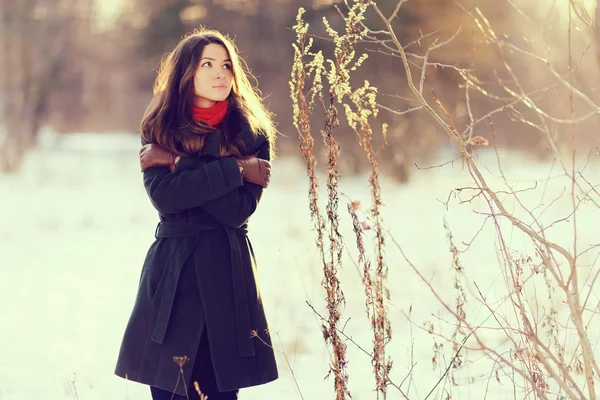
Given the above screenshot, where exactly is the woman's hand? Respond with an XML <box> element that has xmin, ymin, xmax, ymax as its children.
<box><xmin>236</xmin><ymin>156</ymin><xmax>271</xmax><ymax>188</ymax></box>
<box><xmin>140</xmin><ymin>144</ymin><xmax>180</xmax><ymax>172</ymax></box>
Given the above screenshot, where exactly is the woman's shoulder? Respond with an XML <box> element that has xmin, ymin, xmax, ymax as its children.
<box><xmin>228</xmin><ymin>110</ymin><xmax>268</xmax><ymax>155</ymax></box>
<box><xmin>239</xmin><ymin>127</ymin><xmax>268</xmax><ymax>155</ymax></box>
<box><xmin>222</xmin><ymin>105</ymin><xmax>271</xmax><ymax>156</ymax></box>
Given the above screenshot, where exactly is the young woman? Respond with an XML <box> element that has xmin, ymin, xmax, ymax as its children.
<box><xmin>114</xmin><ymin>29</ymin><xmax>278</xmax><ymax>400</ymax></box>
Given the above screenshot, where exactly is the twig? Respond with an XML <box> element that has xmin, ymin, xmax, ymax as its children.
<box><xmin>423</xmin><ymin>333</ymin><xmax>473</xmax><ymax>400</ymax></box>
<box><xmin>306</xmin><ymin>300</ymin><xmax>373</xmax><ymax>358</ymax></box>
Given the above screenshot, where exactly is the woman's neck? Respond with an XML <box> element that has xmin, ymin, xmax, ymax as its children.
<box><xmin>194</xmin><ymin>97</ymin><xmax>216</xmax><ymax>108</ymax></box>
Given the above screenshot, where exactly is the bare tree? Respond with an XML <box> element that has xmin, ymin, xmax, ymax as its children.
<box><xmin>0</xmin><ymin>0</ymin><xmax>87</xmax><ymax>172</ymax></box>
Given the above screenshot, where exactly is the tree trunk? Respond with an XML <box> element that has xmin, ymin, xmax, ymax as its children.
<box><xmin>0</xmin><ymin>0</ymin><xmax>81</xmax><ymax>172</ymax></box>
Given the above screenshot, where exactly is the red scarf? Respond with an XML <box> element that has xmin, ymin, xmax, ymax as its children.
<box><xmin>192</xmin><ymin>101</ymin><xmax>228</xmax><ymax>127</ymax></box>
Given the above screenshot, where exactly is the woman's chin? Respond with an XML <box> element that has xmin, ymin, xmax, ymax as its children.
<box><xmin>207</xmin><ymin>96</ymin><xmax>229</xmax><ymax>103</ymax></box>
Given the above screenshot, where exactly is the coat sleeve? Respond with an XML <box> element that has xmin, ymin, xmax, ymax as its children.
<box><xmin>199</xmin><ymin>139</ymin><xmax>271</xmax><ymax>228</ymax></box>
<box><xmin>143</xmin><ymin>158</ymin><xmax>244</xmax><ymax>215</ymax></box>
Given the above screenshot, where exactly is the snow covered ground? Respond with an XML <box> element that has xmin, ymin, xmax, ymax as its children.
<box><xmin>1</xmin><ymin>130</ymin><xmax>598</xmax><ymax>399</ymax></box>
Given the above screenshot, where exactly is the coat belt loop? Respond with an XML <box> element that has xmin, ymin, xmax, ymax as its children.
<box><xmin>154</xmin><ymin>222</ymin><xmax>162</xmax><ymax>239</ymax></box>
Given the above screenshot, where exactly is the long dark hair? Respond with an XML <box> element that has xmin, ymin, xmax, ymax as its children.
<box><xmin>141</xmin><ymin>28</ymin><xmax>276</xmax><ymax>157</ymax></box>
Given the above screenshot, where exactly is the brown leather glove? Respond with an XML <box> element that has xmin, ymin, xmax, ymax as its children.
<box><xmin>236</xmin><ymin>156</ymin><xmax>271</xmax><ymax>188</ymax></box>
<box><xmin>140</xmin><ymin>144</ymin><xmax>179</xmax><ymax>172</ymax></box>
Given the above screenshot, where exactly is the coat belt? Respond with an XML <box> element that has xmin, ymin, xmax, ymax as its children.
<box><xmin>151</xmin><ymin>220</ymin><xmax>256</xmax><ymax>358</ymax></box>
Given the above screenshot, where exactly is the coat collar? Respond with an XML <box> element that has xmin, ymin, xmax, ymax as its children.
<box><xmin>199</xmin><ymin>129</ymin><xmax>222</xmax><ymax>158</ymax></box>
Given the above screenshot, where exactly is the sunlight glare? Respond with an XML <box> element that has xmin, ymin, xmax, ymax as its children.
<box><xmin>553</xmin><ymin>0</ymin><xmax>597</xmax><ymax>25</ymax></box>
<box><xmin>95</xmin><ymin>0</ymin><xmax>123</xmax><ymax>29</ymax></box>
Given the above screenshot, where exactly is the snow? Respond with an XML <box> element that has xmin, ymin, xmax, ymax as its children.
<box><xmin>1</xmin><ymin>130</ymin><xmax>598</xmax><ymax>399</ymax></box>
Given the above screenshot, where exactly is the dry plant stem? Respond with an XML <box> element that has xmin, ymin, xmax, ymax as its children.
<box><xmin>347</xmin><ymin>184</ymin><xmax>392</xmax><ymax>398</ymax></box>
<box><xmin>393</xmin><ymin>236</ymin><xmax>564</xmax><ymax>400</ymax></box>
<box><xmin>487</xmin><ymin>139</ymin><xmax>573</xmax><ymax>332</ymax></box>
<box><xmin>346</xmin><ymin>201</ymin><xmax>377</xmax><ymax>345</ymax></box>
<box><xmin>389</xmin><ymin>0</ymin><xmax>407</xmax><ymax>22</ymax></box>
<box><xmin>461</xmin><ymin>3</ymin><xmax>600</xmax><ymax>210</ymax></box>
<box><xmin>451</xmin><ymin>96</ymin><xmax>585</xmax><ymax>397</ymax></box>
<box><xmin>487</xmin><ymin>201</ymin><xmax>567</xmax><ymax>397</ymax></box>
<box><xmin>329</xmin><ymin>2</ymin><xmax>393</xmax><ymax>397</ymax></box>
<box><xmin>423</xmin><ymin>334</ymin><xmax>472</xmax><ymax>400</ymax></box>
<box><xmin>454</xmin><ymin>161</ymin><xmax>574</xmax><ymax>396</ymax></box>
<box><xmin>473</xmin><ymin>282</ymin><xmax>531</xmax><ymax>373</ymax></box>
<box><xmin>369</xmin><ymin>4</ymin><xmax>455</xmax><ymax>133</ymax></box>
<box><xmin>474</xmin><ymin>5</ymin><xmax>600</xmax><ymax>392</ymax></box>
<box><xmin>306</xmin><ymin>300</ymin><xmax>373</xmax><ymax>358</ymax></box>
<box><xmin>341</xmin><ymin>213</ymin><xmax>419</xmax><ymax>400</ymax></box>
<box><xmin>352</xmin><ymin>32</ymin><xmax>392</xmax><ymax>400</ymax></box>
<box><xmin>172</xmin><ymin>357</ymin><xmax>190</xmax><ymax>400</ymax></box>
<box><xmin>193</xmin><ymin>382</ymin><xmax>208</xmax><ymax>400</ymax></box>
<box><xmin>566</xmin><ymin>5</ymin><xmax>596</xmax><ymax>397</ymax></box>
<box><xmin>322</xmin><ymin>97</ymin><xmax>350</xmax><ymax>399</ymax></box>
<box><xmin>290</xmin><ymin>11</ymin><xmax>350</xmax><ymax>400</ymax></box>
<box><xmin>582</xmin><ymin>265</ymin><xmax>600</xmax><ymax>312</ymax></box>
<box><xmin>360</xmin><ymin>116</ymin><xmax>392</xmax><ymax>396</ymax></box>
<box><xmin>250</xmin><ymin>330</ymin><xmax>305</xmax><ymax>400</ymax></box>
<box><xmin>306</xmin><ymin>300</ymin><xmax>411</xmax><ymax>400</ymax></box>
<box><xmin>409</xmin><ymin>306</ymin><xmax>560</xmax><ymax>398</ymax></box>
<box><xmin>476</xmin><ymin>74</ymin><xmax>590</xmax><ymax>399</ymax></box>
<box><xmin>490</xmin><ymin>10</ymin><xmax>599</xmax><ymax>120</ymax></box>
<box><xmin>66</xmin><ymin>374</ymin><xmax>80</xmax><ymax>400</ymax></box>
<box><xmin>578</xmin><ymin>171</ymin><xmax>600</xmax><ymax>197</ymax></box>
<box><xmin>278</xmin><ymin>333</ymin><xmax>306</xmax><ymax>400</ymax></box>
<box><xmin>370</xmin><ymin>2</ymin><xmax>599</xmax><ymax>394</ymax></box>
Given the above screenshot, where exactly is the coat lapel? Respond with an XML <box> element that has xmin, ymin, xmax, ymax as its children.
<box><xmin>199</xmin><ymin>129</ymin><xmax>222</xmax><ymax>158</ymax></box>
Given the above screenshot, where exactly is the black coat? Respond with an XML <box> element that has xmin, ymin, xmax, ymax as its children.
<box><xmin>114</xmin><ymin>118</ymin><xmax>278</xmax><ymax>395</ymax></box>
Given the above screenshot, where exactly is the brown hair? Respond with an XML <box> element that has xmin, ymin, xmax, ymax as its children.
<box><xmin>141</xmin><ymin>28</ymin><xmax>276</xmax><ymax>158</ymax></box>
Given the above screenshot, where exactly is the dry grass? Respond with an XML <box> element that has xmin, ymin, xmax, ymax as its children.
<box><xmin>290</xmin><ymin>0</ymin><xmax>600</xmax><ymax>399</ymax></box>
<box><xmin>290</xmin><ymin>7</ymin><xmax>350</xmax><ymax>398</ymax></box>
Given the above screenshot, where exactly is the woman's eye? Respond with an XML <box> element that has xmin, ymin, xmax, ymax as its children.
<box><xmin>224</xmin><ymin>64</ymin><xmax>232</xmax><ymax>70</ymax></box>
<box><xmin>202</xmin><ymin>61</ymin><xmax>211</xmax><ymax>67</ymax></box>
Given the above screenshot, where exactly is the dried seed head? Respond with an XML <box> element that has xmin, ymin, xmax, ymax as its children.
<box><xmin>172</xmin><ymin>356</ymin><xmax>189</xmax><ymax>367</ymax></box>
<box><xmin>467</xmin><ymin>135</ymin><xmax>489</xmax><ymax>147</ymax></box>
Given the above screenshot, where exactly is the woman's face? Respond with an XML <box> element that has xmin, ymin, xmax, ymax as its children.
<box><xmin>193</xmin><ymin>43</ymin><xmax>234</xmax><ymax>108</ymax></box>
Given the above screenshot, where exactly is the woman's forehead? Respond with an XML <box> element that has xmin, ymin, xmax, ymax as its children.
<box><xmin>200</xmin><ymin>43</ymin><xmax>230</xmax><ymax>60</ymax></box>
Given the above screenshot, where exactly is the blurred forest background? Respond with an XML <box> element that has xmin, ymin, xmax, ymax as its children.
<box><xmin>1</xmin><ymin>0</ymin><xmax>599</xmax><ymax>180</ymax></box>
